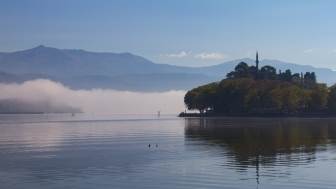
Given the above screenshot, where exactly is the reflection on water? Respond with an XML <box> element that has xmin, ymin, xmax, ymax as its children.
<box><xmin>185</xmin><ymin>118</ymin><xmax>336</xmax><ymax>165</ymax></box>
<box><xmin>1</xmin><ymin>115</ymin><xmax>336</xmax><ymax>189</ymax></box>
<box><xmin>185</xmin><ymin>117</ymin><xmax>336</xmax><ymax>187</ymax></box>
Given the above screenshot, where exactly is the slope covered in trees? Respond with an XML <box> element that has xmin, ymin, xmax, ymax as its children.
<box><xmin>183</xmin><ymin>62</ymin><xmax>336</xmax><ymax>116</ymax></box>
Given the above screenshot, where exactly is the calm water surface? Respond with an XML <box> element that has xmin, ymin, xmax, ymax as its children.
<box><xmin>1</xmin><ymin>114</ymin><xmax>336</xmax><ymax>189</ymax></box>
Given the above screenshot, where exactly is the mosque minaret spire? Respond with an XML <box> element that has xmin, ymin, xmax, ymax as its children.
<box><xmin>256</xmin><ymin>51</ymin><xmax>259</xmax><ymax>70</ymax></box>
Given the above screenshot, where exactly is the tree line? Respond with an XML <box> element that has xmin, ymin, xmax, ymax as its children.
<box><xmin>184</xmin><ymin>62</ymin><xmax>336</xmax><ymax>115</ymax></box>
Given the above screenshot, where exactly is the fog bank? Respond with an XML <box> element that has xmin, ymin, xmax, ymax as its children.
<box><xmin>0</xmin><ymin>79</ymin><xmax>186</xmax><ymax>114</ymax></box>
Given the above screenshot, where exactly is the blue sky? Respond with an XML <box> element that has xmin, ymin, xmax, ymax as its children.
<box><xmin>1</xmin><ymin>0</ymin><xmax>336</xmax><ymax>68</ymax></box>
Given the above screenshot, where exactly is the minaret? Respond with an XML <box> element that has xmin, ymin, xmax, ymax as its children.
<box><xmin>256</xmin><ymin>51</ymin><xmax>259</xmax><ymax>70</ymax></box>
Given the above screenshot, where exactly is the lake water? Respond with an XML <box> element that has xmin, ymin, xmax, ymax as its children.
<box><xmin>1</xmin><ymin>114</ymin><xmax>336</xmax><ymax>189</ymax></box>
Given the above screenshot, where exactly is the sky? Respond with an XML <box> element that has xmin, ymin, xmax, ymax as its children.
<box><xmin>1</xmin><ymin>0</ymin><xmax>336</xmax><ymax>68</ymax></box>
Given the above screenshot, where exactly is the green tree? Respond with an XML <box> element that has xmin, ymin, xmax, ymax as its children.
<box><xmin>308</xmin><ymin>84</ymin><xmax>328</xmax><ymax>111</ymax></box>
<box><xmin>327</xmin><ymin>85</ymin><xmax>336</xmax><ymax>113</ymax></box>
<box><xmin>184</xmin><ymin>83</ymin><xmax>218</xmax><ymax>113</ymax></box>
<box><xmin>304</xmin><ymin>72</ymin><xmax>317</xmax><ymax>88</ymax></box>
<box><xmin>260</xmin><ymin>65</ymin><xmax>277</xmax><ymax>80</ymax></box>
<box><xmin>185</xmin><ymin>62</ymin><xmax>331</xmax><ymax>116</ymax></box>
<box><xmin>279</xmin><ymin>69</ymin><xmax>292</xmax><ymax>82</ymax></box>
<box><xmin>226</xmin><ymin>62</ymin><xmax>252</xmax><ymax>79</ymax></box>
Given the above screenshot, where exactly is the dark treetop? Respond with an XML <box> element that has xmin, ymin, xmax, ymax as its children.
<box><xmin>183</xmin><ymin>52</ymin><xmax>336</xmax><ymax>116</ymax></box>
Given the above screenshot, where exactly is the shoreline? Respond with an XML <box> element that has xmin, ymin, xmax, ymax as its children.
<box><xmin>179</xmin><ymin>112</ymin><xmax>336</xmax><ymax>118</ymax></box>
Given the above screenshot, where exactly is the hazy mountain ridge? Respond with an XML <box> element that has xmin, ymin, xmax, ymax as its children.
<box><xmin>0</xmin><ymin>46</ymin><xmax>335</xmax><ymax>91</ymax></box>
<box><xmin>0</xmin><ymin>45</ymin><xmax>193</xmax><ymax>76</ymax></box>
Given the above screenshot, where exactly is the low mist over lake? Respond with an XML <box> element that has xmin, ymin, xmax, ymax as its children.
<box><xmin>0</xmin><ymin>79</ymin><xmax>186</xmax><ymax>114</ymax></box>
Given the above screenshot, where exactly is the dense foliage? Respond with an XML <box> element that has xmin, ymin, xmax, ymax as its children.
<box><xmin>184</xmin><ymin>62</ymin><xmax>336</xmax><ymax>115</ymax></box>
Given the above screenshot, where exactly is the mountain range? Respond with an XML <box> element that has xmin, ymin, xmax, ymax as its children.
<box><xmin>0</xmin><ymin>45</ymin><xmax>335</xmax><ymax>91</ymax></box>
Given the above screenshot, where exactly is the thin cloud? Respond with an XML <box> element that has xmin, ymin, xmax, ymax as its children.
<box><xmin>162</xmin><ymin>51</ymin><xmax>227</xmax><ymax>60</ymax></box>
<box><xmin>161</xmin><ymin>51</ymin><xmax>190</xmax><ymax>58</ymax></box>
<box><xmin>194</xmin><ymin>52</ymin><xmax>227</xmax><ymax>60</ymax></box>
<box><xmin>303</xmin><ymin>49</ymin><xmax>314</xmax><ymax>53</ymax></box>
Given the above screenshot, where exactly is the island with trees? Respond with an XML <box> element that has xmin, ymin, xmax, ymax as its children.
<box><xmin>180</xmin><ymin>52</ymin><xmax>336</xmax><ymax>117</ymax></box>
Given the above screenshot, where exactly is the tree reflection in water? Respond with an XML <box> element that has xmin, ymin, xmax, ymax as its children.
<box><xmin>184</xmin><ymin>117</ymin><xmax>336</xmax><ymax>186</ymax></box>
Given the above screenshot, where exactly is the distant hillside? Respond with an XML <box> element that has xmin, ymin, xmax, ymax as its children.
<box><xmin>0</xmin><ymin>46</ymin><xmax>335</xmax><ymax>91</ymax></box>
<box><xmin>0</xmin><ymin>45</ymin><xmax>193</xmax><ymax>76</ymax></box>
<box><xmin>202</xmin><ymin>58</ymin><xmax>336</xmax><ymax>85</ymax></box>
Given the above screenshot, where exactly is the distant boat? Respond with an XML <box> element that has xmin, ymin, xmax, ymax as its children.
<box><xmin>157</xmin><ymin>111</ymin><xmax>160</xmax><ymax>117</ymax></box>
